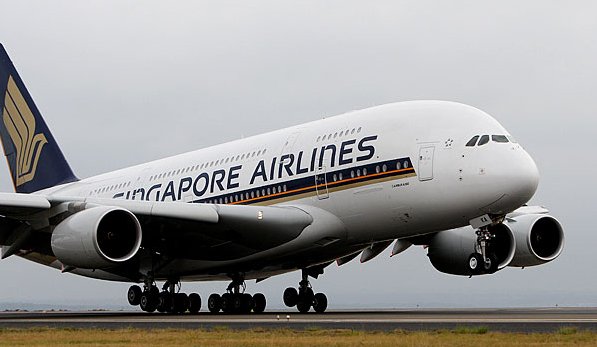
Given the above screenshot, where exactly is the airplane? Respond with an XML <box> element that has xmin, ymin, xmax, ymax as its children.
<box><xmin>0</xmin><ymin>43</ymin><xmax>564</xmax><ymax>314</ymax></box>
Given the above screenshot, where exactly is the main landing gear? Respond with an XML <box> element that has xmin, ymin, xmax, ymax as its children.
<box><xmin>283</xmin><ymin>269</ymin><xmax>328</xmax><ymax>313</ymax></box>
<box><xmin>127</xmin><ymin>278</ymin><xmax>201</xmax><ymax>314</ymax></box>
<box><xmin>467</xmin><ymin>227</ymin><xmax>499</xmax><ymax>275</ymax></box>
<box><xmin>206</xmin><ymin>277</ymin><xmax>266</xmax><ymax>314</ymax></box>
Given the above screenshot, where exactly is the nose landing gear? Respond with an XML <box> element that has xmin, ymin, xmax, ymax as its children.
<box><xmin>467</xmin><ymin>227</ymin><xmax>499</xmax><ymax>275</ymax></box>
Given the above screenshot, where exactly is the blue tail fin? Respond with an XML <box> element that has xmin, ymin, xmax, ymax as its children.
<box><xmin>0</xmin><ymin>44</ymin><xmax>77</xmax><ymax>193</ymax></box>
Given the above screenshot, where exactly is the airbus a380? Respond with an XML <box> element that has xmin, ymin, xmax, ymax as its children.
<box><xmin>0</xmin><ymin>44</ymin><xmax>564</xmax><ymax>314</ymax></box>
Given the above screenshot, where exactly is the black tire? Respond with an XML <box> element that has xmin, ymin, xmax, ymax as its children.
<box><xmin>467</xmin><ymin>253</ymin><xmax>484</xmax><ymax>275</ymax></box>
<box><xmin>188</xmin><ymin>293</ymin><xmax>201</xmax><ymax>314</ymax></box>
<box><xmin>296</xmin><ymin>299</ymin><xmax>311</xmax><ymax>313</ymax></box>
<box><xmin>172</xmin><ymin>293</ymin><xmax>189</xmax><ymax>314</ymax></box>
<box><xmin>313</xmin><ymin>293</ymin><xmax>328</xmax><ymax>313</ymax></box>
<box><xmin>231</xmin><ymin>294</ymin><xmax>242</xmax><ymax>313</ymax></box>
<box><xmin>221</xmin><ymin>293</ymin><xmax>232</xmax><ymax>313</ymax></box>
<box><xmin>140</xmin><ymin>292</ymin><xmax>158</xmax><ymax>313</ymax></box>
<box><xmin>302</xmin><ymin>287</ymin><xmax>314</xmax><ymax>300</ymax></box>
<box><xmin>127</xmin><ymin>285</ymin><xmax>142</xmax><ymax>306</ymax></box>
<box><xmin>208</xmin><ymin>293</ymin><xmax>221</xmax><ymax>313</ymax></box>
<box><xmin>253</xmin><ymin>293</ymin><xmax>266</xmax><ymax>313</ymax></box>
<box><xmin>157</xmin><ymin>292</ymin><xmax>172</xmax><ymax>313</ymax></box>
<box><xmin>283</xmin><ymin>287</ymin><xmax>298</xmax><ymax>307</ymax></box>
<box><xmin>240</xmin><ymin>293</ymin><xmax>253</xmax><ymax>313</ymax></box>
<box><xmin>483</xmin><ymin>253</ymin><xmax>499</xmax><ymax>274</ymax></box>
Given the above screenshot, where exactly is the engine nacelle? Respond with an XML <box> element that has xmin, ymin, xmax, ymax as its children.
<box><xmin>427</xmin><ymin>225</ymin><xmax>515</xmax><ymax>276</ymax></box>
<box><xmin>51</xmin><ymin>206</ymin><xmax>142</xmax><ymax>269</ymax></box>
<box><xmin>505</xmin><ymin>214</ymin><xmax>564</xmax><ymax>267</ymax></box>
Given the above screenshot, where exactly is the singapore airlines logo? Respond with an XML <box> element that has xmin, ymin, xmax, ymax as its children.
<box><xmin>2</xmin><ymin>76</ymin><xmax>47</xmax><ymax>186</ymax></box>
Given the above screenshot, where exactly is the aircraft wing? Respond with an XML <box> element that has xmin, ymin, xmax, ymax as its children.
<box><xmin>0</xmin><ymin>192</ymin><xmax>51</xmax><ymax>216</ymax></box>
<box><xmin>0</xmin><ymin>193</ymin><xmax>314</xmax><ymax>262</ymax></box>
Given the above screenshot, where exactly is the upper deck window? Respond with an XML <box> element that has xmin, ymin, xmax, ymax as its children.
<box><xmin>466</xmin><ymin>135</ymin><xmax>479</xmax><ymax>147</ymax></box>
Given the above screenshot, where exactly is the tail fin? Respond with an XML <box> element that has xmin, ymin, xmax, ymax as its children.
<box><xmin>0</xmin><ymin>44</ymin><xmax>77</xmax><ymax>193</ymax></box>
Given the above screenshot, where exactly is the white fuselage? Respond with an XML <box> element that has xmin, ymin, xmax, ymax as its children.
<box><xmin>33</xmin><ymin>101</ymin><xmax>539</xmax><ymax>281</ymax></box>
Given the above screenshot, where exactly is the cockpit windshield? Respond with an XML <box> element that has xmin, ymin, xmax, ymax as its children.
<box><xmin>466</xmin><ymin>134</ymin><xmax>512</xmax><ymax>147</ymax></box>
<box><xmin>478</xmin><ymin>135</ymin><xmax>490</xmax><ymax>146</ymax></box>
<box><xmin>492</xmin><ymin>135</ymin><xmax>508</xmax><ymax>143</ymax></box>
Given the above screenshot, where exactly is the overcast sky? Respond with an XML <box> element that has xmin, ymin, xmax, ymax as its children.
<box><xmin>0</xmin><ymin>1</ymin><xmax>595</xmax><ymax>309</ymax></box>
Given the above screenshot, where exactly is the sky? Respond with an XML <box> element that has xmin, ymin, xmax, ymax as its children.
<box><xmin>0</xmin><ymin>1</ymin><xmax>595</xmax><ymax>310</ymax></box>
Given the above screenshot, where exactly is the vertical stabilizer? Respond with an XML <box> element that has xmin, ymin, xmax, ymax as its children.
<box><xmin>0</xmin><ymin>44</ymin><xmax>77</xmax><ymax>193</ymax></box>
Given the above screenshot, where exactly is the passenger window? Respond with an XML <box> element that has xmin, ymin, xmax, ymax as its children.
<box><xmin>466</xmin><ymin>136</ymin><xmax>479</xmax><ymax>147</ymax></box>
<box><xmin>478</xmin><ymin>135</ymin><xmax>490</xmax><ymax>146</ymax></box>
<box><xmin>492</xmin><ymin>135</ymin><xmax>509</xmax><ymax>143</ymax></box>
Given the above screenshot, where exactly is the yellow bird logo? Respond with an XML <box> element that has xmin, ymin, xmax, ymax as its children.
<box><xmin>2</xmin><ymin>75</ymin><xmax>47</xmax><ymax>186</ymax></box>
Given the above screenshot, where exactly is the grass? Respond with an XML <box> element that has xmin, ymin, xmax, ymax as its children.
<box><xmin>0</xmin><ymin>327</ymin><xmax>596</xmax><ymax>346</ymax></box>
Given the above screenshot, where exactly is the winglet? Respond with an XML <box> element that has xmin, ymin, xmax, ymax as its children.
<box><xmin>0</xmin><ymin>44</ymin><xmax>77</xmax><ymax>193</ymax></box>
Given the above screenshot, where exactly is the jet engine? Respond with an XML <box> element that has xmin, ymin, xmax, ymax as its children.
<box><xmin>427</xmin><ymin>224</ymin><xmax>515</xmax><ymax>276</ymax></box>
<box><xmin>51</xmin><ymin>206</ymin><xmax>142</xmax><ymax>269</ymax></box>
<box><xmin>505</xmin><ymin>214</ymin><xmax>564</xmax><ymax>267</ymax></box>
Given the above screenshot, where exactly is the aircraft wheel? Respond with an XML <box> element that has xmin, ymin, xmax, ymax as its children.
<box><xmin>230</xmin><ymin>294</ymin><xmax>242</xmax><ymax>313</ymax></box>
<box><xmin>483</xmin><ymin>253</ymin><xmax>499</xmax><ymax>274</ymax></box>
<box><xmin>157</xmin><ymin>292</ymin><xmax>172</xmax><ymax>313</ymax></box>
<box><xmin>313</xmin><ymin>293</ymin><xmax>328</xmax><ymax>313</ymax></box>
<box><xmin>172</xmin><ymin>293</ymin><xmax>189</xmax><ymax>314</ymax></box>
<box><xmin>127</xmin><ymin>285</ymin><xmax>142</xmax><ymax>306</ymax></box>
<box><xmin>221</xmin><ymin>293</ymin><xmax>232</xmax><ymax>313</ymax></box>
<box><xmin>296</xmin><ymin>298</ymin><xmax>311</xmax><ymax>313</ymax></box>
<box><xmin>208</xmin><ymin>293</ymin><xmax>221</xmax><ymax>313</ymax></box>
<box><xmin>467</xmin><ymin>253</ymin><xmax>484</xmax><ymax>275</ymax></box>
<box><xmin>140</xmin><ymin>291</ymin><xmax>158</xmax><ymax>313</ymax></box>
<box><xmin>253</xmin><ymin>293</ymin><xmax>266</xmax><ymax>313</ymax></box>
<box><xmin>188</xmin><ymin>293</ymin><xmax>201</xmax><ymax>314</ymax></box>
<box><xmin>240</xmin><ymin>293</ymin><xmax>253</xmax><ymax>313</ymax></box>
<box><xmin>283</xmin><ymin>287</ymin><xmax>298</xmax><ymax>307</ymax></box>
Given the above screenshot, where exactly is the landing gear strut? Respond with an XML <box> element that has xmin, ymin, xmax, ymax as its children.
<box><xmin>468</xmin><ymin>227</ymin><xmax>498</xmax><ymax>275</ymax></box>
<box><xmin>127</xmin><ymin>277</ymin><xmax>201</xmax><ymax>314</ymax></box>
<box><xmin>207</xmin><ymin>276</ymin><xmax>266</xmax><ymax>314</ymax></box>
<box><xmin>283</xmin><ymin>269</ymin><xmax>328</xmax><ymax>313</ymax></box>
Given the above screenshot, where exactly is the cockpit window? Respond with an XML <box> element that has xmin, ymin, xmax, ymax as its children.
<box><xmin>478</xmin><ymin>135</ymin><xmax>490</xmax><ymax>146</ymax></box>
<box><xmin>492</xmin><ymin>135</ymin><xmax>509</xmax><ymax>143</ymax></box>
<box><xmin>466</xmin><ymin>135</ymin><xmax>479</xmax><ymax>147</ymax></box>
<box><xmin>507</xmin><ymin>135</ymin><xmax>517</xmax><ymax>143</ymax></box>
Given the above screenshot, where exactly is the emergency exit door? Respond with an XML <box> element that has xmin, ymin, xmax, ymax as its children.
<box><xmin>315</xmin><ymin>166</ymin><xmax>329</xmax><ymax>199</ymax></box>
<box><xmin>418</xmin><ymin>146</ymin><xmax>435</xmax><ymax>181</ymax></box>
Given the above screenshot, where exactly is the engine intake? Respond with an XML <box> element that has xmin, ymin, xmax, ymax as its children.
<box><xmin>51</xmin><ymin>206</ymin><xmax>142</xmax><ymax>269</ymax></box>
<box><xmin>507</xmin><ymin>214</ymin><xmax>564</xmax><ymax>267</ymax></box>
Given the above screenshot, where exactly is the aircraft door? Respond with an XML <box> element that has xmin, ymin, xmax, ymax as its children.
<box><xmin>418</xmin><ymin>146</ymin><xmax>435</xmax><ymax>181</ymax></box>
<box><xmin>315</xmin><ymin>166</ymin><xmax>329</xmax><ymax>199</ymax></box>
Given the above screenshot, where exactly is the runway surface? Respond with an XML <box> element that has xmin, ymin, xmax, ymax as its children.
<box><xmin>1</xmin><ymin>307</ymin><xmax>596</xmax><ymax>332</ymax></box>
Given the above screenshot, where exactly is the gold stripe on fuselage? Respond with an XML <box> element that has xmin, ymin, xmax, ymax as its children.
<box><xmin>231</xmin><ymin>168</ymin><xmax>416</xmax><ymax>206</ymax></box>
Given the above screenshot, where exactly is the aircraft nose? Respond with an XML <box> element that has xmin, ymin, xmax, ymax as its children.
<box><xmin>511</xmin><ymin>150</ymin><xmax>540</xmax><ymax>201</ymax></box>
<box><xmin>478</xmin><ymin>148</ymin><xmax>539</xmax><ymax>214</ymax></box>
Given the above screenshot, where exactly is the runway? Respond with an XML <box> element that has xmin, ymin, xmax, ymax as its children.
<box><xmin>0</xmin><ymin>307</ymin><xmax>596</xmax><ymax>332</ymax></box>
